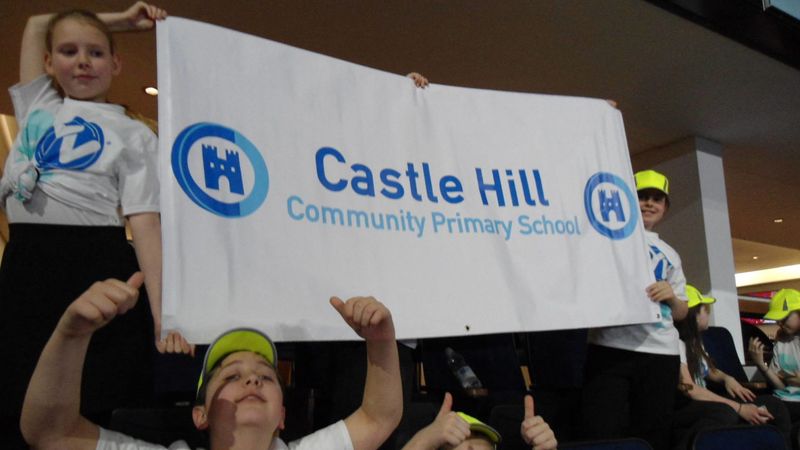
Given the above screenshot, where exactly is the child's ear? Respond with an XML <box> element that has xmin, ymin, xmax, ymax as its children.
<box><xmin>192</xmin><ymin>405</ymin><xmax>209</xmax><ymax>430</ymax></box>
<box><xmin>278</xmin><ymin>405</ymin><xmax>286</xmax><ymax>431</ymax></box>
<box><xmin>44</xmin><ymin>52</ymin><xmax>54</xmax><ymax>76</ymax></box>
<box><xmin>111</xmin><ymin>53</ymin><xmax>122</xmax><ymax>76</ymax></box>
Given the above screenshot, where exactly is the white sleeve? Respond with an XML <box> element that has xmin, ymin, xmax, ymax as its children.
<box><xmin>96</xmin><ymin>427</ymin><xmax>190</xmax><ymax>450</ymax></box>
<box><xmin>288</xmin><ymin>420</ymin><xmax>353</xmax><ymax>450</ymax></box>
<box><xmin>9</xmin><ymin>74</ymin><xmax>60</xmax><ymax>124</ymax></box>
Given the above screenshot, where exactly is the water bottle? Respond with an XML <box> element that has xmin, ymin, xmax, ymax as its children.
<box><xmin>444</xmin><ymin>347</ymin><xmax>483</xmax><ymax>389</ymax></box>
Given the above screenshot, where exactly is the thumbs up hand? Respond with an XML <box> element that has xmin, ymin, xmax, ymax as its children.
<box><xmin>57</xmin><ymin>273</ymin><xmax>144</xmax><ymax>339</ymax></box>
<box><xmin>520</xmin><ymin>395</ymin><xmax>558</xmax><ymax>450</ymax></box>
<box><xmin>403</xmin><ymin>392</ymin><xmax>470</xmax><ymax>449</ymax></box>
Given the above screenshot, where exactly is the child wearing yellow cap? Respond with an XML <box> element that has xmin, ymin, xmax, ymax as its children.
<box><xmin>582</xmin><ymin>169</ymin><xmax>689</xmax><ymax>450</ymax></box>
<box><xmin>21</xmin><ymin>273</ymin><xmax>403</xmax><ymax>450</ymax></box>
<box><xmin>401</xmin><ymin>392</ymin><xmax>557</xmax><ymax>450</ymax></box>
<box><xmin>672</xmin><ymin>285</ymin><xmax>791</xmax><ymax>449</ymax></box>
<box><xmin>749</xmin><ymin>289</ymin><xmax>800</xmax><ymax>426</ymax></box>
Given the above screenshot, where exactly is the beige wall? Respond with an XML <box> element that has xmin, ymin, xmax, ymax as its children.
<box><xmin>0</xmin><ymin>114</ymin><xmax>17</xmax><ymax>256</ymax></box>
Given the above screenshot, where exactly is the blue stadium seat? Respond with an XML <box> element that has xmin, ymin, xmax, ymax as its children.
<box><xmin>558</xmin><ymin>437</ymin><xmax>653</xmax><ymax>449</ymax></box>
<box><xmin>692</xmin><ymin>424</ymin><xmax>785</xmax><ymax>450</ymax></box>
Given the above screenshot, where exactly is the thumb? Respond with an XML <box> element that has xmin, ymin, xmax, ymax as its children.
<box><xmin>437</xmin><ymin>392</ymin><xmax>453</xmax><ymax>417</ymax></box>
<box><xmin>127</xmin><ymin>271</ymin><xmax>145</xmax><ymax>290</ymax></box>
<box><xmin>524</xmin><ymin>394</ymin><xmax>535</xmax><ymax>419</ymax></box>
<box><xmin>329</xmin><ymin>297</ymin><xmax>347</xmax><ymax>317</ymax></box>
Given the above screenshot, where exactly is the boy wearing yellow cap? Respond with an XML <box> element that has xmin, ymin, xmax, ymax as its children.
<box><xmin>401</xmin><ymin>393</ymin><xmax>557</xmax><ymax>450</ymax></box>
<box><xmin>581</xmin><ymin>169</ymin><xmax>689</xmax><ymax>450</ymax></box>
<box><xmin>21</xmin><ymin>273</ymin><xmax>402</xmax><ymax>450</ymax></box>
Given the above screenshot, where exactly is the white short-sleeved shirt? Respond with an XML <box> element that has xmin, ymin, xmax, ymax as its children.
<box><xmin>588</xmin><ymin>230</ymin><xmax>688</xmax><ymax>355</ymax></box>
<box><xmin>679</xmin><ymin>340</ymin><xmax>710</xmax><ymax>388</ymax></box>
<box><xmin>770</xmin><ymin>336</ymin><xmax>800</xmax><ymax>402</ymax></box>
<box><xmin>96</xmin><ymin>420</ymin><xmax>353</xmax><ymax>450</ymax></box>
<box><xmin>0</xmin><ymin>75</ymin><xmax>159</xmax><ymax>226</ymax></box>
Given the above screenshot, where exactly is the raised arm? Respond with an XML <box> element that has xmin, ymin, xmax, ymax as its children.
<box><xmin>330</xmin><ymin>296</ymin><xmax>403</xmax><ymax>450</ymax></box>
<box><xmin>19</xmin><ymin>2</ymin><xmax>166</xmax><ymax>85</ymax></box>
<box><xmin>21</xmin><ymin>273</ymin><xmax>144</xmax><ymax>450</ymax></box>
<box><xmin>749</xmin><ymin>338</ymin><xmax>787</xmax><ymax>389</ymax></box>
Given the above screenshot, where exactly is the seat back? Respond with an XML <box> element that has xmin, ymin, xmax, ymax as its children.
<box><xmin>692</xmin><ymin>424</ymin><xmax>785</xmax><ymax>450</ymax></box>
<box><xmin>558</xmin><ymin>437</ymin><xmax>654</xmax><ymax>449</ymax></box>
<box><xmin>418</xmin><ymin>333</ymin><xmax>526</xmax><ymax>394</ymax></box>
<box><xmin>702</xmin><ymin>326</ymin><xmax>747</xmax><ymax>383</ymax></box>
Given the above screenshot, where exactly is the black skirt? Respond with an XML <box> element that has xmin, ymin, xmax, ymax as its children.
<box><xmin>0</xmin><ymin>223</ymin><xmax>154</xmax><ymax>432</ymax></box>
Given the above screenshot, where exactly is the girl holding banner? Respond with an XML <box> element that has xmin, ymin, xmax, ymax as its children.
<box><xmin>0</xmin><ymin>3</ymin><xmax>188</xmax><ymax>448</ymax></box>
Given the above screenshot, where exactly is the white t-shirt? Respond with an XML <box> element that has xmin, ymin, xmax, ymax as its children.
<box><xmin>96</xmin><ymin>420</ymin><xmax>353</xmax><ymax>450</ymax></box>
<box><xmin>770</xmin><ymin>336</ymin><xmax>800</xmax><ymax>402</ymax></box>
<box><xmin>1</xmin><ymin>75</ymin><xmax>159</xmax><ymax>226</ymax></box>
<box><xmin>588</xmin><ymin>230</ymin><xmax>688</xmax><ymax>355</ymax></box>
<box><xmin>679</xmin><ymin>340</ymin><xmax>710</xmax><ymax>388</ymax></box>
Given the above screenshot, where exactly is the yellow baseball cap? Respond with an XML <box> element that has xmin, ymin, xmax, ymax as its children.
<box><xmin>686</xmin><ymin>284</ymin><xmax>717</xmax><ymax>309</ymax></box>
<box><xmin>634</xmin><ymin>170</ymin><xmax>669</xmax><ymax>195</ymax></box>
<box><xmin>765</xmin><ymin>289</ymin><xmax>800</xmax><ymax>321</ymax></box>
<box><xmin>196</xmin><ymin>327</ymin><xmax>277</xmax><ymax>400</ymax></box>
<box><xmin>457</xmin><ymin>412</ymin><xmax>502</xmax><ymax>445</ymax></box>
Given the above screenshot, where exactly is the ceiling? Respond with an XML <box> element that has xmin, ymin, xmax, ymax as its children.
<box><xmin>1</xmin><ymin>0</ymin><xmax>798</xmax><ymax>292</ymax></box>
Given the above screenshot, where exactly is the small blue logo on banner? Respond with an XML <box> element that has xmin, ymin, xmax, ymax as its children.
<box><xmin>35</xmin><ymin>117</ymin><xmax>104</xmax><ymax>170</ymax></box>
<box><xmin>583</xmin><ymin>172</ymin><xmax>638</xmax><ymax>240</ymax></box>
<box><xmin>172</xmin><ymin>123</ymin><xmax>269</xmax><ymax>218</ymax></box>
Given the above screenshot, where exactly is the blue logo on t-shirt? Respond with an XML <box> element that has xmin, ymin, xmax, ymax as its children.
<box><xmin>34</xmin><ymin>116</ymin><xmax>104</xmax><ymax>170</ymax></box>
<box><xmin>171</xmin><ymin>122</ymin><xmax>269</xmax><ymax>218</ymax></box>
<box><xmin>583</xmin><ymin>172</ymin><xmax>638</xmax><ymax>240</ymax></box>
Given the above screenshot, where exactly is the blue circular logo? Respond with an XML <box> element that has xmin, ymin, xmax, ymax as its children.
<box><xmin>35</xmin><ymin>117</ymin><xmax>104</xmax><ymax>170</ymax></box>
<box><xmin>583</xmin><ymin>172</ymin><xmax>638</xmax><ymax>240</ymax></box>
<box><xmin>171</xmin><ymin>123</ymin><xmax>269</xmax><ymax>218</ymax></box>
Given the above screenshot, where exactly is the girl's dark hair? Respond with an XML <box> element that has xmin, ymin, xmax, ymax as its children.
<box><xmin>676</xmin><ymin>305</ymin><xmax>716</xmax><ymax>382</ymax></box>
<box><xmin>45</xmin><ymin>9</ymin><xmax>115</xmax><ymax>54</ymax></box>
<box><xmin>776</xmin><ymin>311</ymin><xmax>799</xmax><ymax>342</ymax></box>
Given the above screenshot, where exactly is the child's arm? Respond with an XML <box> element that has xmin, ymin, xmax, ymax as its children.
<box><xmin>19</xmin><ymin>2</ymin><xmax>166</xmax><ymax>85</ymax></box>
<box><xmin>521</xmin><ymin>395</ymin><xmax>558</xmax><ymax>450</ymax></box>
<box><xmin>646</xmin><ymin>280</ymin><xmax>688</xmax><ymax>321</ymax></box>
<box><xmin>706</xmin><ymin>367</ymin><xmax>756</xmax><ymax>402</ymax></box>
<box><xmin>749</xmin><ymin>337</ymin><xmax>786</xmax><ymax>389</ymax></box>
<box><xmin>401</xmin><ymin>393</ymin><xmax>470</xmax><ymax>450</ymax></box>
<box><xmin>128</xmin><ymin>212</ymin><xmax>193</xmax><ymax>355</ymax></box>
<box><xmin>678</xmin><ymin>363</ymin><xmax>773</xmax><ymax>425</ymax></box>
<box><xmin>330</xmin><ymin>296</ymin><xmax>403</xmax><ymax>450</ymax></box>
<box><xmin>21</xmin><ymin>273</ymin><xmax>144</xmax><ymax>450</ymax></box>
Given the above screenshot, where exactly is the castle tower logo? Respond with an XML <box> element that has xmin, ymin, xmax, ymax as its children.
<box><xmin>171</xmin><ymin>123</ymin><xmax>269</xmax><ymax>217</ymax></box>
<box><xmin>583</xmin><ymin>172</ymin><xmax>638</xmax><ymax>240</ymax></box>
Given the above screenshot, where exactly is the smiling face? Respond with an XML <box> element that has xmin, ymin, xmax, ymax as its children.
<box><xmin>45</xmin><ymin>18</ymin><xmax>120</xmax><ymax>102</ymax></box>
<box><xmin>638</xmin><ymin>188</ymin><xmax>668</xmax><ymax>231</ymax></box>
<box><xmin>192</xmin><ymin>351</ymin><xmax>285</xmax><ymax>435</ymax></box>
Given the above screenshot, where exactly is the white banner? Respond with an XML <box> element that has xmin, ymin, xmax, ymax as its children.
<box><xmin>157</xmin><ymin>18</ymin><xmax>658</xmax><ymax>343</ymax></box>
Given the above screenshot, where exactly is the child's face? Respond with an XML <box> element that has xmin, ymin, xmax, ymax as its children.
<box><xmin>193</xmin><ymin>351</ymin><xmax>285</xmax><ymax>434</ymax></box>
<box><xmin>780</xmin><ymin>311</ymin><xmax>800</xmax><ymax>335</ymax></box>
<box><xmin>696</xmin><ymin>304</ymin><xmax>711</xmax><ymax>332</ymax></box>
<box><xmin>638</xmin><ymin>189</ymin><xmax>667</xmax><ymax>230</ymax></box>
<box><xmin>45</xmin><ymin>18</ymin><xmax>120</xmax><ymax>102</ymax></box>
